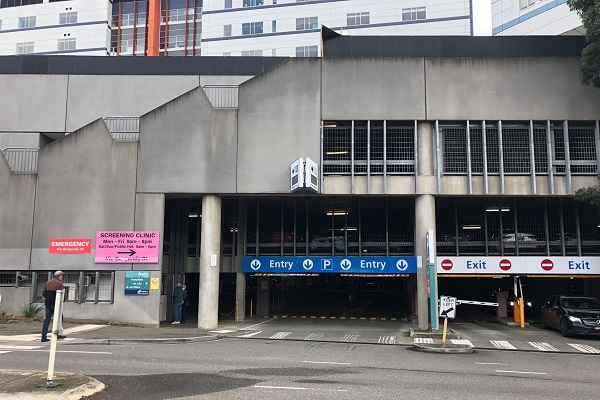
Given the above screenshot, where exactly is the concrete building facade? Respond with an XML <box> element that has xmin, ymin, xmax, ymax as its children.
<box><xmin>1</xmin><ymin>35</ymin><xmax>600</xmax><ymax>329</ymax></box>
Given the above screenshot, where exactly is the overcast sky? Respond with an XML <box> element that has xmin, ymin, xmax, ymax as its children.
<box><xmin>473</xmin><ymin>0</ymin><xmax>493</xmax><ymax>36</ymax></box>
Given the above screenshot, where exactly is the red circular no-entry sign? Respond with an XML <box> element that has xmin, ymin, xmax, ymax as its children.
<box><xmin>499</xmin><ymin>259</ymin><xmax>512</xmax><ymax>271</ymax></box>
<box><xmin>441</xmin><ymin>259</ymin><xmax>453</xmax><ymax>271</ymax></box>
<box><xmin>541</xmin><ymin>259</ymin><xmax>554</xmax><ymax>271</ymax></box>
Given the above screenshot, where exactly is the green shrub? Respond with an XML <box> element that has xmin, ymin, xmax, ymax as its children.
<box><xmin>19</xmin><ymin>303</ymin><xmax>44</xmax><ymax>320</ymax></box>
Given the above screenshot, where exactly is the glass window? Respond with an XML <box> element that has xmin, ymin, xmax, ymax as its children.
<box><xmin>296</xmin><ymin>45</ymin><xmax>317</xmax><ymax>57</ymax></box>
<box><xmin>16</xmin><ymin>42</ymin><xmax>34</xmax><ymax>54</ymax></box>
<box><xmin>347</xmin><ymin>12</ymin><xmax>369</xmax><ymax>26</ymax></box>
<box><xmin>243</xmin><ymin>0</ymin><xmax>264</xmax><ymax>6</ymax></box>
<box><xmin>402</xmin><ymin>7</ymin><xmax>426</xmax><ymax>21</ymax></box>
<box><xmin>225</xmin><ymin>0</ymin><xmax>232</xmax><ymax>9</ymax></box>
<box><xmin>272</xmin><ymin>20</ymin><xmax>276</xmax><ymax>33</ymax></box>
<box><xmin>224</xmin><ymin>24</ymin><xmax>232</xmax><ymax>36</ymax></box>
<box><xmin>18</xmin><ymin>16</ymin><xmax>36</xmax><ymax>28</ymax></box>
<box><xmin>57</xmin><ymin>38</ymin><xmax>76</xmax><ymax>51</ymax></box>
<box><xmin>296</xmin><ymin>16</ymin><xmax>318</xmax><ymax>30</ymax></box>
<box><xmin>59</xmin><ymin>12</ymin><xmax>77</xmax><ymax>24</ymax></box>
<box><xmin>242</xmin><ymin>21</ymin><xmax>263</xmax><ymax>35</ymax></box>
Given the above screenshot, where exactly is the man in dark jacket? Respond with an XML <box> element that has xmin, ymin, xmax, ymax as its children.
<box><xmin>172</xmin><ymin>282</ymin><xmax>187</xmax><ymax>324</ymax></box>
<box><xmin>41</xmin><ymin>270</ymin><xmax>67</xmax><ymax>342</ymax></box>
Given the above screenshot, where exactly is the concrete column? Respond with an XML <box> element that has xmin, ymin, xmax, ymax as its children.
<box><xmin>198</xmin><ymin>195</ymin><xmax>221</xmax><ymax>330</ymax></box>
<box><xmin>235</xmin><ymin>199</ymin><xmax>246</xmax><ymax>321</ymax></box>
<box><xmin>416</xmin><ymin>121</ymin><xmax>436</xmax><ymax>330</ymax></box>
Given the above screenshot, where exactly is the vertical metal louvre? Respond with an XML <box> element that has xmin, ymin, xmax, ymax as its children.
<box><xmin>103</xmin><ymin>117</ymin><xmax>140</xmax><ymax>141</ymax></box>
<box><xmin>2</xmin><ymin>148</ymin><xmax>38</xmax><ymax>174</ymax></box>
<box><xmin>203</xmin><ymin>85</ymin><xmax>239</xmax><ymax>108</ymax></box>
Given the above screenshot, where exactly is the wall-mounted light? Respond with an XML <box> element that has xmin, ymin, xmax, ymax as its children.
<box><xmin>462</xmin><ymin>225</ymin><xmax>481</xmax><ymax>230</ymax></box>
<box><xmin>323</xmin><ymin>122</ymin><xmax>337</xmax><ymax>128</ymax></box>
<box><xmin>325</xmin><ymin>151</ymin><xmax>348</xmax><ymax>155</ymax></box>
<box><xmin>189</xmin><ymin>213</ymin><xmax>201</xmax><ymax>218</ymax></box>
<box><xmin>486</xmin><ymin>207</ymin><xmax>510</xmax><ymax>212</ymax></box>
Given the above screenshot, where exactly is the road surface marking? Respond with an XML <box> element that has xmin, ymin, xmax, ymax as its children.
<box><xmin>239</xmin><ymin>331</ymin><xmax>262</xmax><ymax>338</ymax></box>
<box><xmin>568</xmin><ymin>343</ymin><xmax>600</xmax><ymax>353</ymax></box>
<box><xmin>451</xmin><ymin>339</ymin><xmax>473</xmax><ymax>347</ymax></box>
<box><xmin>528</xmin><ymin>342</ymin><xmax>559</xmax><ymax>352</ymax></box>
<box><xmin>254</xmin><ymin>385</ymin><xmax>347</xmax><ymax>392</ymax></box>
<box><xmin>210</xmin><ymin>330</ymin><xmax>235</xmax><ymax>334</ymax></box>
<box><xmin>240</xmin><ymin>319</ymin><xmax>275</xmax><ymax>330</ymax></box>
<box><xmin>378</xmin><ymin>336</ymin><xmax>396</xmax><ymax>344</ymax></box>
<box><xmin>29</xmin><ymin>350</ymin><xmax>112</xmax><ymax>354</ymax></box>
<box><xmin>269</xmin><ymin>332</ymin><xmax>292</xmax><ymax>339</ymax></box>
<box><xmin>496</xmin><ymin>370</ymin><xmax>546</xmax><ymax>375</ymax></box>
<box><xmin>63</xmin><ymin>324</ymin><xmax>107</xmax><ymax>334</ymax></box>
<box><xmin>305</xmin><ymin>333</ymin><xmax>324</xmax><ymax>340</ymax></box>
<box><xmin>475</xmin><ymin>363</ymin><xmax>510</xmax><ymax>365</ymax></box>
<box><xmin>0</xmin><ymin>324</ymin><xmax>106</xmax><ymax>342</ymax></box>
<box><xmin>0</xmin><ymin>351</ymin><xmax>11</xmax><ymax>355</ymax></box>
<box><xmin>490</xmin><ymin>340</ymin><xmax>517</xmax><ymax>350</ymax></box>
<box><xmin>303</xmin><ymin>361</ymin><xmax>351</xmax><ymax>365</ymax></box>
<box><xmin>0</xmin><ymin>345</ymin><xmax>44</xmax><ymax>350</ymax></box>
<box><xmin>342</xmin><ymin>334</ymin><xmax>359</xmax><ymax>342</ymax></box>
<box><xmin>414</xmin><ymin>338</ymin><xmax>433</xmax><ymax>344</ymax></box>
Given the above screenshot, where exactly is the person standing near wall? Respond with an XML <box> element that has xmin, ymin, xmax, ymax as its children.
<box><xmin>41</xmin><ymin>270</ymin><xmax>67</xmax><ymax>342</ymax></box>
<box><xmin>172</xmin><ymin>282</ymin><xmax>187</xmax><ymax>324</ymax></box>
<box><xmin>181</xmin><ymin>284</ymin><xmax>188</xmax><ymax>323</ymax></box>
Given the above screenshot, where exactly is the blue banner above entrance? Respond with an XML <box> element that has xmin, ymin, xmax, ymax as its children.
<box><xmin>242</xmin><ymin>256</ymin><xmax>417</xmax><ymax>274</ymax></box>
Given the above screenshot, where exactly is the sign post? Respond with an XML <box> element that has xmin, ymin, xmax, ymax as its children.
<box><xmin>426</xmin><ymin>230</ymin><xmax>438</xmax><ymax>330</ymax></box>
<box><xmin>45</xmin><ymin>289</ymin><xmax>64</xmax><ymax>388</ymax></box>
<box><xmin>439</xmin><ymin>295</ymin><xmax>456</xmax><ymax>345</ymax></box>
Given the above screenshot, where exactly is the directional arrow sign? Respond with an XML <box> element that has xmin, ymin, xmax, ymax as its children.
<box><xmin>250</xmin><ymin>259</ymin><xmax>261</xmax><ymax>271</ymax></box>
<box><xmin>118</xmin><ymin>249</ymin><xmax>136</xmax><ymax>257</ymax></box>
<box><xmin>96</xmin><ymin>231</ymin><xmax>159</xmax><ymax>264</ymax></box>
<box><xmin>303</xmin><ymin>259</ymin><xmax>314</xmax><ymax>270</ymax></box>
<box><xmin>340</xmin><ymin>259</ymin><xmax>352</xmax><ymax>271</ymax></box>
<box><xmin>439</xmin><ymin>295</ymin><xmax>457</xmax><ymax>319</ymax></box>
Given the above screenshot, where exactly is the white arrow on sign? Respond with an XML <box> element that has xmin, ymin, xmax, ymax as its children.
<box><xmin>439</xmin><ymin>296</ymin><xmax>457</xmax><ymax>319</ymax></box>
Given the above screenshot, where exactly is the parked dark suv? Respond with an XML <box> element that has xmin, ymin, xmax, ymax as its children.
<box><xmin>541</xmin><ymin>295</ymin><xmax>600</xmax><ymax>337</ymax></box>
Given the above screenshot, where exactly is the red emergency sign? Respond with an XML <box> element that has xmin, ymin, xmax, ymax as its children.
<box><xmin>49</xmin><ymin>239</ymin><xmax>92</xmax><ymax>254</ymax></box>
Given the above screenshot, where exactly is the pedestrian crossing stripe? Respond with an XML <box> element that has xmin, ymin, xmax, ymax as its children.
<box><xmin>414</xmin><ymin>338</ymin><xmax>433</xmax><ymax>344</ymax></box>
<box><xmin>568</xmin><ymin>343</ymin><xmax>600</xmax><ymax>353</ymax></box>
<box><xmin>528</xmin><ymin>342</ymin><xmax>559</xmax><ymax>352</ymax></box>
<box><xmin>451</xmin><ymin>339</ymin><xmax>473</xmax><ymax>347</ymax></box>
<box><xmin>269</xmin><ymin>332</ymin><xmax>292</xmax><ymax>339</ymax></box>
<box><xmin>490</xmin><ymin>340</ymin><xmax>517</xmax><ymax>350</ymax></box>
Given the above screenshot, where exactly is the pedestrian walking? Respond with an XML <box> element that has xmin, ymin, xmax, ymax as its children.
<box><xmin>172</xmin><ymin>282</ymin><xmax>187</xmax><ymax>324</ymax></box>
<box><xmin>41</xmin><ymin>270</ymin><xmax>67</xmax><ymax>342</ymax></box>
<box><xmin>181</xmin><ymin>284</ymin><xmax>189</xmax><ymax>323</ymax></box>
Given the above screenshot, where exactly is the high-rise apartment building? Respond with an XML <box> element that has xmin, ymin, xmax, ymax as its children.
<box><xmin>0</xmin><ymin>0</ymin><xmax>474</xmax><ymax>57</ymax></box>
<box><xmin>492</xmin><ymin>0</ymin><xmax>584</xmax><ymax>36</ymax></box>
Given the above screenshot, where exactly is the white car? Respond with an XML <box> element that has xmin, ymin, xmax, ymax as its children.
<box><xmin>502</xmin><ymin>233</ymin><xmax>539</xmax><ymax>249</ymax></box>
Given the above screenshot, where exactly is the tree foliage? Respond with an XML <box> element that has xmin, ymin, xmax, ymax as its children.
<box><xmin>574</xmin><ymin>185</ymin><xmax>600</xmax><ymax>215</ymax></box>
<box><xmin>567</xmin><ymin>0</ymin><xmax>600</xmax><ymax>88</ymax></box>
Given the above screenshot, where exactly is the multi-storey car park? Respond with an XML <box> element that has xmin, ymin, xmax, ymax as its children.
<box><xmin>0</xmin><ymin>33</ymin><xmax>599</xmax><ymax>330</ymax></box>
<box><xmin>0</xmin><ymin>0</ymin><xmax>474</xmax><ymax>57</ymax></box>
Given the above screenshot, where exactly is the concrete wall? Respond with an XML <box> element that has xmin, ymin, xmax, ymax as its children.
<box><xmin>0</xmin><ymin>155</ymin><xmax>36</xmax><ymax>269</ymax></box>
<box><xmin>0</xmin><ymin>287</ymin><xmax>31</xmax><ymax>315</ymax></box>
<box><xmin>31</xmin><ymin>119</ymin><xmax>138</xmax><ymax>270</ymax></box>
<box><xmin>137</xmin><ymin>88</ymin><xmax>238</xmax><ymax>194</ymax></box>
<box><xmin>237</xmin><ymin>59</ymin><xmax>321</xmax><ymax>193</ymax></box>
<box><xmin>425</xmin><ymin>58</ymin><xmax>600</xmax><ymax>120</ymax></box>
<box><xmin>322</xmin><ymin>58</ymin><xmax>426</xmax><ymax>120</ymax></box>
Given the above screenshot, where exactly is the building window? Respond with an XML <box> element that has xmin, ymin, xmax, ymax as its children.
<box><xmin>241</xmin><ymin>49</ymin><xmax>263</xmax><ymax>56</ymax></box>
<box><xmin>242</xmin><ymin>21</ymin><xmax>263</xmax><ymax>35</ymax></box>
<box><xmin>243</xmin><ymin>0</ymin><xmax>264</xmax><ymax>6</ymax></box>
<box><xmin>272</xmin><ymin>20</ymin><xmax>276</xmax><ymax>33</ymax></box>
<box><xmin>224</xmin><ymin>24</ymin><xmax>232</xmax><ymax>37</ymax></box>
<box><xmin>225</xmin><ymin>0</ymin><xmax>232</xmax><ymax>9</ymax></box>
<box><xmin>347</xmin><ymin>12</ymin><xmax>369</xmax><ymax>26</ymax></box>
<box><xmin>18</xmin><ymin>16</ymin><xmax>36</xmax><ymax>29</ymax></box>
<box><xmin>59</xmin><ymin>12</ymin><xmax>77</xmax><ymax>24</ymax></box>
<box><xmin>296</xmin><ymin>16</ymin><xmax>318</xmax><ymax>31</ymax></box>
<box><xmin>296</xmin><ymin>45</ymin><xmax>318</xmax><ymax>57</ymax></box>
<box><xmin>402</xmin><ymin>7</ymin><xmax>426</xmax><ymax>21</ymax></box>
<box><xmin>57</xmin><ymin>38</ymin><xmax>76</xmax><ymax>51</ymax></box>
<box><xmin>520</xmin><ymin>0</ymin><xmax>540</xmax><ymax>9</ymax></box>
<box><xmin>16</xmin><ymin>42</ymin><xmax>34</xmax><ymax>54</ymax></box>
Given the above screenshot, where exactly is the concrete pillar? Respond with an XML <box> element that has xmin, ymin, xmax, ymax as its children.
<box><xmin>235</xmin><ymin>199</ymin><xmax>246</xmax><ymax>321</ymax></box>
<box><xmin>198</xmin><ymin>195</ymin><xmax>221</xmax><ymax>330</ymax></box>
<box><xmin>415</xmin><ymin>121</ymin><xmax>436</xmax><ymax>330</ymax></box>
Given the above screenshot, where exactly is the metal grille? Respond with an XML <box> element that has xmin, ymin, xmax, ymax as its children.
<box><xmin>569</xmin><ymin>126</ymin><xmax>597</xmax><ymax>174</ymax></box>
<box><xmin>486</xmin><ymin>127</ymin><xmax>500</xmax><ymax>174</ymax></box>
<box><xmin>97</xmin><ymin>273</ymin><xmax>113</xmax><ymax>302</ymax></box>
<box><xmin>387</xmin><ymin>126</ymin><xmax>415</xmax><ymax>174</ymax></box>
<box><xmin>323</xmin><ymin>126</ymin><xmax>351</xmax><ymax>174</ymax></box>
<box><xmin>470</xmin><ymin>127</ymin><xmax>483</xmax><ymax>174</ymax></box>
<box><xmin>2</xmin><ymin>148</ymin><xmax>38</xmax><ymax>174</ymax></box>
<box><xmin>442</xmin><ymin>126</ymin><xmax>467</xmax><ymax>174</ymax></box>
<box><xmin>354</xmin><ymin>127</ymin><xmax>368</xmax><ymax>174</ymax></box>
<box><xmin>203</xmin><ymin>85</ymin><xmax>239</xmax><ymax>109</ymax></box>
<box><xmin>62</xmin><ymin>272</ymin><xmax>80</xmax><ymax>302</ymax></box>
<box><xmin>553</xmin><ymin>127</ymin><xmax>566</xmax><ymax>174</ymax></box>
<box><xmin>0</xmin><ymin>272</ymin><xmax>16</xmax><ymax>286</ymax></box>
<box><xmin>103</xmin><ymin>117</ymin><xmax>140</xmax><ymax>141</ymax></box>
<box><xmin>370</xmin><ymin>127</ymin><xmax>384</xmax><ymax>174</ymax></box>
<box><xmin>533</xmin><ymin>126</ymin><xmax>548</xmax><ymax>173</ymax></box>
<box><xmin>502</xmin><ymin>126</ymin><xmax>530</xmax><ymax>174</ymax></box>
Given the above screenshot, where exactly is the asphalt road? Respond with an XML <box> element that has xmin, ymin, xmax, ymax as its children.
<box><xmin>1</xmin><ymin>335</ymin><xmax>598</xmax><ymax>399</ymax></box>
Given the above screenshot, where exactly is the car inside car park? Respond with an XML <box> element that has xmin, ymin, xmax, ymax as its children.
<box><xmin>541</xmin><ymin>295</ymin><xmax>600</xmax><ymax>337</ymax></box>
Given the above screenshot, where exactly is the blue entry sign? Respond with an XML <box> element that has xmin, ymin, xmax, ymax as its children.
<box><xmin>242</xmin><ymin>256</ymin><xmax>417</xmax><ymax>274</ymax></box>
<box><xmin>125</xmin><ymin>270</ymin><xmax>150</xmax><ymax>295</ymax></box>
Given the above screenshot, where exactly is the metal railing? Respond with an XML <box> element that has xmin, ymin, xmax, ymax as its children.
<box><xmin>2</xmin><ymin>148</ymin><xmax>38</xmax><ymax>174</ymax></box>
<box><xmin>203</xmin><ymin>85</ymin><xmax>238</xmax><ymax>109</ymax></box>
<box><xmin>103</xmin><ymin>117</ymin><xmax>140</xmax><ymax>141</ymax></box>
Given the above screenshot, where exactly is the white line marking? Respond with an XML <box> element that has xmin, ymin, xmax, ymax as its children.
<box><xmin>451</xmin><ymin>339</ymin><xmax>473</xmax><ymax>347</ymax></box>
<box><xmin>239</xmin><ymin>331</ymin><xmax>262</xmax><ymax>338</ymax></box>
<box><xmin>0</xmin><ymin>351</ymin><xmax>11</xmax><ymax>355</ymax></box>
<box><xmin>0</xmin><ymin>345</ymin><xmax>44</xmax><ymax>350</ymax></box>
<box><xmin>528</xmin><ymin>342</ymin><xmax>559</xmax><ymax>352</ymax></box>
<box><xmin>378</xmin><ymin>336</ymin><xmax>396</xmax><ymax>344</ymax></box>
<box><xmin>414</xmin><ymin>338</ymin><xmax>433</xmax><ymax>344</ymax></box>
<box><xmin>0</xmin><ymin>324</ymin><xmax>106</xmax><ymax>342</ymax></box>
<box><xmin>475</xmin><ymin>363</ymin><xmax>510</xmax><ymax>365</ymax></box>
<box><xmin>239</xmin><ymin>319</ymin><xmax>275</xmax><ymax>330</ymax></box>
<box><xmin>305</xmin><ymin>333</ymin><xmax>324</xmax><ymax>340</ymax></box>
<box><xmin>302</xmin><ymin>361</ymin><xmax>351</xmax><ymax>365</ymax></box>
<box><xmin>63</xmin><ymin>324</ymin><xmax>107</xmax><ymax>334</ymax></box>
<box><xmin>496</xmin><ymin>370</ymin><xmax>546</xmax><ymax>375</ymax></box>
<box><xmin>490</xmin><ymin>340</ymin><xmax>517</xmax><ymax>350</ymax></box>
<box><xmin>568</xmin><ymin>343</ymin><xmax>600</xmax><ymax>354</ymax></box>
<box><xmin>254</xmin><ymin>385</ymin><xmax>348</xmax><ymax>392</ymax></box>
<box><xmin>269</xmin><ymin>332</ymin><xmax>292</xmax><ymax>339</ymax></box>
<box><xmin>342</xmin><ymin>334</ymin><xmax>359</xmax><ymax>342</ymax></box>
<box><xmin>210</xmin><ymin>330</ymin><xmax>235</xmax><ymax>334</ymax></box>
<box><xmin>28</xmin><ymin>350</ymin><xmax>112</xmax><ymax>354</ymax></box>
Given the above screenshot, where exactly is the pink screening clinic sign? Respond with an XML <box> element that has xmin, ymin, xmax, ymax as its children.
<box><xmin>95</xmin><ymin>231</ymin><xmax>159</xmax><ymax>264</ymax></box>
